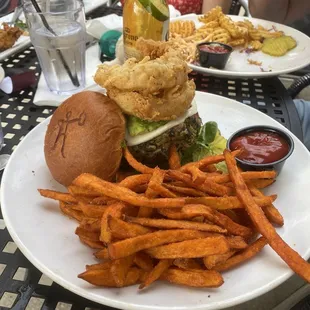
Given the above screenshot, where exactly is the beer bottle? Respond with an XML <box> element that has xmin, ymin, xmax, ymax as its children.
<box><xmin>123</xmin><ymin>0</ymin><xmax>170</xmax><ymax>60</ymax></box>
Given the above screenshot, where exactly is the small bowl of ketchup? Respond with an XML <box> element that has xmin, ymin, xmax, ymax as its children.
<box><xmin>197</xmin><ymin>42</ymin><xmax>233</xmax><ymax>69</ymax></box>
<box><xmin>227</xmin><ymin>125</ymin><xmax>294</xmax><ymax>174</ymax></box>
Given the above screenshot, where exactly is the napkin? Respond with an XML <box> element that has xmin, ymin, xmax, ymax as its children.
<box><xmin>86</xmin><ymin>14</ymin><xmax>123</xmax><ymax>39</ymax></box>
<box><xmin>33</xmin><ymin>44</ymin><xmax>102</xmax><ymax>107</ymax></box>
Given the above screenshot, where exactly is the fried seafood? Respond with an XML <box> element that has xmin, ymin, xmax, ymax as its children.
<box><xmin>94</xmin><ymin>43</ymin><xmax>195</xmax><ymax>121</ymax></box>
<box><xmin>0</xmin><ymin>23</ymin><xmax>23</xmax><ymax>52</ymax></box>
<box><xmin>136</xmin><ymin>37</ymin><xmax>197</xmax><ymax>62</ymax></box>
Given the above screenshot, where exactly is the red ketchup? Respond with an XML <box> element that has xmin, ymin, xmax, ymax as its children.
<box><xmin>230</xmin><ymin>131</ymin><xmax>289</xmax><ymax>164</ymax></box>
<box><xmin>199</xmin><ymin>44</ymin><xmax>229</xmax><ymax>54</ymax></box>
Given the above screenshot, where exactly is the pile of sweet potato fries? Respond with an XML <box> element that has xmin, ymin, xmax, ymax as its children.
<box><xmin>38</xmin><ymin>146</ymin><xmax>310</xmax><ymax>289</ymax></box>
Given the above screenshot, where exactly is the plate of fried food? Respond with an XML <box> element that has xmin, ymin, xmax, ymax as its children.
<box><xmin>2</xmin><ymin>41</ymin><xmax>310</xmax><ymax>310</ymax></box>
<box><xmin>0</xmin><ymin>0</ymin><xmax>107</xmax><ymax>62</ymax></box>
<box><xmin>169</xmin><ymin>6</ymin><xmax>310</xmax><ymax>77</ymax></box>
<box><xmin>0</xmin><ymin>20</ymin><xmax>29</xmax><ymax>61</ymax></box>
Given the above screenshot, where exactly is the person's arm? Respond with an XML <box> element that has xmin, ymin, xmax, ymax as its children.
<box><xmin>249</xmin><ymin>0</ymin><xmax>310</xmax><ymax>24</ymax></box>
<box><xmin>202</xmin><ymin>0</ymin><xmax>232</xmax><ymax>14</ymax></box>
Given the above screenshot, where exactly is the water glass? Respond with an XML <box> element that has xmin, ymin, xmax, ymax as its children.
<box><xmin>23</xmin><ymin>0</ymin><xmax>86</xmax><ymax>95</ymax></box>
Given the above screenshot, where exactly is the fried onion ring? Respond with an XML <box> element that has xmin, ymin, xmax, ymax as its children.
<box><xmin>106</xmin><ymin>80</ymin><xmax>195</xmax><ymax>121</ymax></box>
<box><xmin>94</xmin><ymin>46</ymin><xmax>195</xmax><ymax>121</ymax></box>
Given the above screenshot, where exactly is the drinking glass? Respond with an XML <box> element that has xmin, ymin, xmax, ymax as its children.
<box><xmin>23</xmin><ymin>0</ymin><xmax>86</xmax><ymax>95</ymax></box>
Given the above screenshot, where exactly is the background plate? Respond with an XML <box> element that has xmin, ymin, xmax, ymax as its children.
<box><xmin>2</xmin><ymin>91</ymin><xmax>310</xmax><ymax>310</ymax></box>
<box><xmin>0</xmin><ymin>0</ymin><xmax>108</xmax><ymax>61</ymax></box>
<box><xmin>172</xmin><ymin>14</ymin><xmax>310</xmax><ymax>78</ymax></box>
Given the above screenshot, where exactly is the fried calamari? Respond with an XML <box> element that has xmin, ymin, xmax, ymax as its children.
<box><xmin>0</xmin><ymin>23</ymin><xmax>23</xmax><ymax>52</ymax></box>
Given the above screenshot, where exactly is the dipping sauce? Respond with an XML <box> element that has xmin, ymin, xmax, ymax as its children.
<box><xmin>199</xmin><ymin>43</ymin><xmax>230</xmax><ymax>54</ymax></box>
<box><xmin>230</xmin><ymin>131</ymin><xmax>290</xmax><ymax>164</ymax></box>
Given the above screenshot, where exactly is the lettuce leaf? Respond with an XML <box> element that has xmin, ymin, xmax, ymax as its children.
<box><xmin>181</xmin><ymin>121</ymin><xmax>227</xmax><ymax>172</ymax></box>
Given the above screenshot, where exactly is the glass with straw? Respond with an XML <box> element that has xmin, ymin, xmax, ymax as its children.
<box><xmin>22</xmin><ymin>0</ymin><xmax>86</xmax><ymax>95</ymax></box>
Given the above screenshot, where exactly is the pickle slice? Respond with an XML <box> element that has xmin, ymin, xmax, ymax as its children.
<box><xmin>138</xmin><ymin>0</ymin><xmax>169</xmax><ymax>21</ymax></box>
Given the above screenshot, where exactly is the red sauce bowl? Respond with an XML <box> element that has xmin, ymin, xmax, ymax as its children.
<box><xmin>227</xmin><ymin>125</ymin><xmax>294</xmax><ymax>174</ymax></box>
<box><xmin>197</xmin><ymin>42</ymin><xmax>232</xmax><ymax>69</ymax></box>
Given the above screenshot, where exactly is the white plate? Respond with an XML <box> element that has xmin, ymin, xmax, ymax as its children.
<box><xmin>172</xmin><ymin>14</ymin><xmax>310</xmax><ymax>78</ymax></box>
<box><xmin>2</xmin><ymin>91</ymin><xmax>310</xmax><ymax>310</ymax></box>
<box><xmin>0</xmin><ymin>0</ymin><xmax>108</xmax><ymax>61</ymax></box>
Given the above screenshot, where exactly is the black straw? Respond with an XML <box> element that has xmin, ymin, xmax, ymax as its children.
<box><xmin>29</xmin><ymin>0</ymin><xmax>80</xmax><ymax>87</ymax></box>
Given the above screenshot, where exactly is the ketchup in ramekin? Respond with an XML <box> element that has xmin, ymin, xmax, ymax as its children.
<box><xmin>227</xmin><ymin>126</ymin><xmax>294</xmax><ymax>174</ymax></box>
<box><xmin>197</xmin><ymin>42</ymin><xmax>232</xmax><ymax>69</ymax></box>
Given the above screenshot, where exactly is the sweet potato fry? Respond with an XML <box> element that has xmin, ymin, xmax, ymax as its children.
<box><xmin>39</xmin><ymin>189</ymin><xmax>77</xmax><ymax>204</ymax></box>
<box><xmin>168</xmin><ymin>170</ymin><xmax>233</xmax><ymax>196</ymax></box>
<box><xmin>108</xmin><ymin>216</ymin><xmax>153</xmax><ymax>239</ymax></box>
<box><xmin>158</xmin><ymin>208</ymin><xmax>195</xmax><ymax>220</ymax></box>
<box><xmin>139</xmin><ymin>168</ymin><xmax>165</xmax><ymax>217</ymax></box>
<box><xmin>124</xmin><ymin>147</ymin><xmax>154</xmax><ymax>174</ymax></box>
<box><xmin>146</xmin><ymin>167</ymin><xmax>178</xmax><ymax>198</ymax></box>
<box><xmin>86</xmin><ymin>261</ymin><xmax>112</xmax><ymax>270</ymax></box>
<box><xmin>173</xmin><ymin>258</ymin><xmax>202</xmax><ymax>270</ymax></box>
<box><xmin>247</xmin><ymin>179</ymin><xmax>275</xmax><ymax>189</ymax></box>
<box><xmin>186</xmin><ymin>166</ymin><xmax>206</xmax><ymax>184</ymax></box>
<box><xmin>67</xmin><ymin>185</ymin><xmax>100</xmax><ymax>198</ymax></box>
<box><xmin>59</xmin><ymin>201</ymin><xmax>83</xmax><ymax>221</ymax></box>
<box><xmin>164</xmin><ymin>183</ymin><xmax>205</xmax><ymax>197</ymax></box>
<box><xmin>94</xmin><ymin>247</ymin><xmax>109</xmax><ymax>259</ymax></box>
<box><xmin>78</xmin><ymin>267</ymin><xmax>144</xmax><ymax>287</ymax></box>
<box><xmin>203</xmin><ymin>250</ymin><xmax>236</xmax><ymax>270</ymax></box>
<box><xmin>79</xmin><ymin>203</ymin><xmax>108</xmax><ymax>218</ymax></box>
<box><xmin>145</xmin><ymin>237</ymin><xmax>230</xmax><ymax>259</ymax></box>
<box><xmin>119</xmin><ymin>174</ymin><xmax>152</xmax><ymax>190</ymax></box>
<box><xmin>182</xmin><ymin>204</ymin><xmax>253</xmax><ymax>238</ymax></box>
<box><xmin>214</xmin><ymin>237</ymin><xmax>268</xmax><ymax>271</ymax></box>
<box><xmin>249</xmin><ymin>186</ymin><xmax>283</xmax><ymax>226</ymax></box>
<box><xmin>111</xmin><ymin>255</ymin><xmax>135</xmax><ymax>287</ymax></box>
<box><xmin>226</xmin><ymin>236</ymin><xmax>248</xmax><ymax>249</ymax></box>
<box><xmin>70</xmin><ymin>204</ymin><xmax>82</xmax><ymax>211</ymax></box>
<box><xmin>224</xmin><ymin>150</ymin><xmax>310</xmax><ymax>282</ymax></box>
<box><xmin>124</xmin><ymin>216</ymin><xmax>227</xmax><ymax>233</ymax></box>
<box><xmin>91</xmin><ymin>196</ymin><xmax>116</xmax><ymax>205</ymax></box>
<box><xmin>208</xmin><ymin>171</ymin><xmax>277</xmax><ymax>184</ymax></box>
<box><xmin>79</xmin><ymin>236</ymin><xmax>104</xmax><ymax>249</ymax></box>
<box><xmin>80</xmin><ymin>218</ymin><xmax>101</xmax><ymax>232</ymax></box>
<box><xmin>180</xmin><ymin>149</ymin><xmax>240</xmax><ymax>172</ymax></box>
<box><xmin>100</xmin><ymin>202</ymin><xmax>125</xmax><ymax>244</ymax></box>
<box><xmin>161</xmin><ymin>268</ymin><xmax>224</xmax><ymax>287</ymax></box>
<box><xmin>75</xmin><ymin>227</ymin><xmax>100</xmax><ymax>242</ymax></box>
<box><xmin>108</xmin><ymin>230</ymin><xmax>213</xmax><ymax>259</ymax></box>
<box><xmin>186</xmin><ymin>195</ymin><xmax>276</xmax><ymax>210</ymax></box>
<box><xmin>203</xmin><ymin>164</ymin><xmax>218</xmax><ymax>173</ymax></box>
<box><xmin>73</xmin><ymin>173</ymin><xmax>186</xmax><ymax>208</ymax></box>
<box><xmin>168</xmin><ymin>144</ymin><xmax>181</xmax><ymax>169</ymax></box>
<box><xmin>134</xmin><ymin>252</ymin><xmax>154</xmax><ymax>271</ymax></box>
<box><xmin>149</xmin><ymin>182</ymin><xmax>178</xmax><ymax>198</ymax></box>
<box><xmin>140</xmin><ymin>259</ymin><xmax>173</xmax><ymax>289</ymax></box>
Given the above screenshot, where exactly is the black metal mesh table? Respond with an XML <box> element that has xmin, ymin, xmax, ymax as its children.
<box><xmin>0</xmin><ymin>4</ymin><xmax>304</xmax><ymax>310</ymax></box>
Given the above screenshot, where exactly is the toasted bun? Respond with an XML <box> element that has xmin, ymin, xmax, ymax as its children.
<box><xmin>44</xmin><ymin>91</ymin><xmax>125</xmax><ymax>186</ymax></box>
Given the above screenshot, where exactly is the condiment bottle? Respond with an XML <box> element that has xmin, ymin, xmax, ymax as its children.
<box><xmin>123</xmin><ymin>0</ymin><xmax>170</xmax><ymax>60</ymax></box>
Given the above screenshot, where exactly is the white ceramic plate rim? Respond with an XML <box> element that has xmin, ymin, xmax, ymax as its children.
<box><xmin>171</xmin><ymin>14</ymin><xmax>310</xmax><ymax>78</ymax></box>
<box><xmin>2</xmin><ymin>91</ymin><xmax>310</xmax><ymax>310</ymax></box>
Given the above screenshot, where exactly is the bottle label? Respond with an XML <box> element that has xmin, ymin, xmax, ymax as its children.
<box><xmin>123</xmin><ymin>0</ymin><xmax>169</xmax><ymax>60</ymax></box>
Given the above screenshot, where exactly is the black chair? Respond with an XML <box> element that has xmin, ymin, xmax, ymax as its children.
<box><xmin>287</xmin><ymin>73</ymin><xmax>310</xmax><ymax>99</ymax></box>
<box><xmin>229</xmin><ymin>0</ymin><xmax>242</xmax><ymax>15</ymax></box>
<box><xmin>0</xmin><ymin>0</ymin><xmax>20</xmax><ymax>17</ymax></box>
